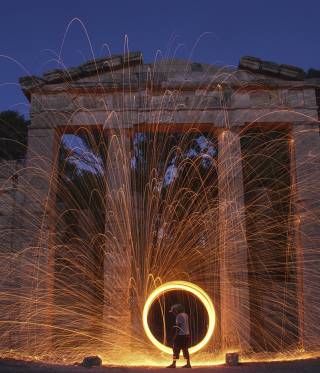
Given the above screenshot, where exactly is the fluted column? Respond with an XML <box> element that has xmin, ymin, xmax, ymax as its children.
<box><xmin>218</xmin><ymin>128</ymin><xmax>250</xmax><ymax>352</ymax></box>
<box><xmin>291</xmin><ymin>122</ymin><xmax>320</xmax><ymax>349</ymax></box>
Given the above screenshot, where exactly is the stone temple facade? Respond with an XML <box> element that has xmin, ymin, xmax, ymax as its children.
<box><xmin>1</xmin><ymin>52</ymin><xmax>320</xmax><ymax>359</ymax></box>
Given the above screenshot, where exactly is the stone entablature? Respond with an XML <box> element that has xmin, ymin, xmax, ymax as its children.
<box><xmin>29</xmin><ymin>88</ymin><xmax>317</xmax><ymax>112</ymax></box>
<box><xmin>19</xmin><ymin>53</ymin><xmax>319</xmax><ymax>132</ymax></box>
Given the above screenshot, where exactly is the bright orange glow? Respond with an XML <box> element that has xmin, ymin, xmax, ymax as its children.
<box><xmin>142</xmin><ymin>281</ymin><xmax>215</xmax><ymax>355</ymax></box>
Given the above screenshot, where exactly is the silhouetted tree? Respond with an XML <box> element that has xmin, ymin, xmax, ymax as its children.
<box><xmin>0</xmin><ymin>110</ymin><xmax>29</xmax><ymax>161</ymax></box>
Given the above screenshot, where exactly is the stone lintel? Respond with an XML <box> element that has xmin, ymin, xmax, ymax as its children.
<box><xmin>25</xmin><ymin>79</ymin><xmax>317</xmax><ymax>97</ymax></box>
<box><xmin>29</xmin><ymin>106</ymin><xmax>318</xmax><ymax>132</ymax></box>
<box><xmin>28</xmin><ymin>85</ymin><xmax>316</xmax><ymax>125</ymax></box>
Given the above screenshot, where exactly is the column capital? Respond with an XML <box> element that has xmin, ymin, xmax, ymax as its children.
<box><xmin>216</xmin><ymin>127</ymin><xmax>243</xmax><ymax>136</ymax></box>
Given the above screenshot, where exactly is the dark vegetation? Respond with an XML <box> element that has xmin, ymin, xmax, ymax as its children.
<box><xmin>0</xmin><ymin>110</ymin><xmax>29</xmax><ymax>161</ymax></box>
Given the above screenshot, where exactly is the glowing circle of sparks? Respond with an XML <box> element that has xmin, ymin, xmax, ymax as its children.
<box><xmin>142</xmin><ymin>281</ymin><xmax>216</xmax><ymax>355</ymax></box>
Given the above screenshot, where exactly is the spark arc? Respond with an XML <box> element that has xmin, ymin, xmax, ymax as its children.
<box><xmin>142</xmin><ymin>281</ymin><xmax>215</xmax><ymax>355</ymax></box>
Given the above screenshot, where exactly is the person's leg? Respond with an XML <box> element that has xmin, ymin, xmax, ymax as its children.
<box><xmin>167</xmin><ymin>340</ymin><xmax>180</xmax><ymax>368</ymax></box>
<box><xmin>182</xmin><ymin>347</ymin><xmax>191</xmax><ymax>368</ymax></box>
<box><xmin>167</xmin><ymin>336</ymin><xmax>181</xmax><ymax>368</ymax></box>
<box><xmin>182</xmin><ymin>336</ymin><xmax>191</xmax><ymax>368</ymax></box>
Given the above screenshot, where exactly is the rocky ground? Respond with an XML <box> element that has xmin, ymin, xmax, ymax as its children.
<box><xmin>0</xmin><ymin>358</ymin><xmax>319</xmax><ymax>373</ymax></box>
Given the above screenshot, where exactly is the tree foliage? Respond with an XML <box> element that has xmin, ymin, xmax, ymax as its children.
<box><xmin>0</xmin><ymin>110</ymin><xmax>29</xmax><ymax>161</ymax></box>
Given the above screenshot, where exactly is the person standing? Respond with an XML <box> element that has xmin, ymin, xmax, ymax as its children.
<box><xmin>167</xmin><ymin>304</ymin><xmax>191</xmax><ymax>368</ymax></box>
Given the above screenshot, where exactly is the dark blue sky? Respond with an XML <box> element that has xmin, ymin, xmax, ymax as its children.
<box><xmin>1</xmin><ymin>0</ymin><xmax>320</xmax><ymax>116</ymax></box>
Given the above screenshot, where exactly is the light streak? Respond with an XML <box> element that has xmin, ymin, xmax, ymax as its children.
<box><xmin>1</xmin><ymin>30</ymin><xmax>320</xmax><ymax>366</ymax></box>
<box><xmin>142</xmin><ymin>281</ymin><xmax>215</xmax><ymax>355</ymax></box>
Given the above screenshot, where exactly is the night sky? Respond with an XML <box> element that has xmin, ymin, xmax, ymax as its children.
<box><xmin>1</xmin><ymin>0</ymin><xmax>319</xmax><ymax>116</ymax></box>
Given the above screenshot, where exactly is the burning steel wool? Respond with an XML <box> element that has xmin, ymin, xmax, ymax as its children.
<box><xmin>0</xmin><ymin>39</ymin><xmax>320</xmax><ymax>367</ymax></box>
<box><xmin>142</xmin><ymin>281</ymin><xmax>215</xmax><ymax>355</ymax></box>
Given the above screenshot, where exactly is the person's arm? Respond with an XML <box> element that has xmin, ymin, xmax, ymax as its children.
<box><xmin>172</xmin><ymin>325</ymin><xmax>178</xmax><ymax>340</ymax></box>
<box><xmin>173</xmin><ymin>314</ymin><xmax>181</xmax><ymax>339</ymax></box>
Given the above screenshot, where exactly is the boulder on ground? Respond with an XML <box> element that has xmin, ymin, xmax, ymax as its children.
<box><xmin>81</xmin><ymin>355</ymin><xmax>102</xmax><ymax>368</ymax></box>
<box><xmin>226</xmin><ymin>352</ymin><xmax>239</xmax><ymax>366</ymax></box>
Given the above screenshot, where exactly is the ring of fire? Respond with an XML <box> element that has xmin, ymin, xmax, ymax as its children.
<box><xmin>142</xmin><ymin>281</ymin><xmax>216</xmax><ymax>355</ymax></box>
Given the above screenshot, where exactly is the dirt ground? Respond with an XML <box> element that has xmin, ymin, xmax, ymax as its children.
<box><xmin>0</xmin><ymin>358</ymin><xmax>319</xmax><ymax>373</ymax></box>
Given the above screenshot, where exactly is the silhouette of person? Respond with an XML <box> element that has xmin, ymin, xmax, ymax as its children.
<box><xmin>166</xmin><ymin>304</ymin><xmax>191</xmax><ymax>368</ymax></box>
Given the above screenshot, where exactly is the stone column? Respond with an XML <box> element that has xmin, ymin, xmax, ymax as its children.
<box><xmin>218</xmin><ymin>128</ymin><xmax>250</xmax><ymax>352</ymax></box>
<box><xmin>18</xmin><ymin>127</ymin><xmax>58</xmax><ymax>355</ymax></box>
<box><xmin>103</xmin><ymin>130</ymin><xmax>133</xmax><ymax>354</ymax></box>
<box><xmin>291</xmin><ymin>122</ymin><xmax>320</xmax><ymax>350</ymax></box>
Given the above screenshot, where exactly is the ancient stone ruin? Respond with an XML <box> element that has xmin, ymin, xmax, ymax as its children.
<box><xmin>0</xmin><ymin>52</ymin><xmax>320</xmax><ymax>362</ymax></box>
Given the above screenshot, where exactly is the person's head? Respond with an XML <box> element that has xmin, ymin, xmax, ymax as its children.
<box><xmin>170</xmin><ymin>303</ymin><xmax>185</xmax><ymax>315</ymax></box>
